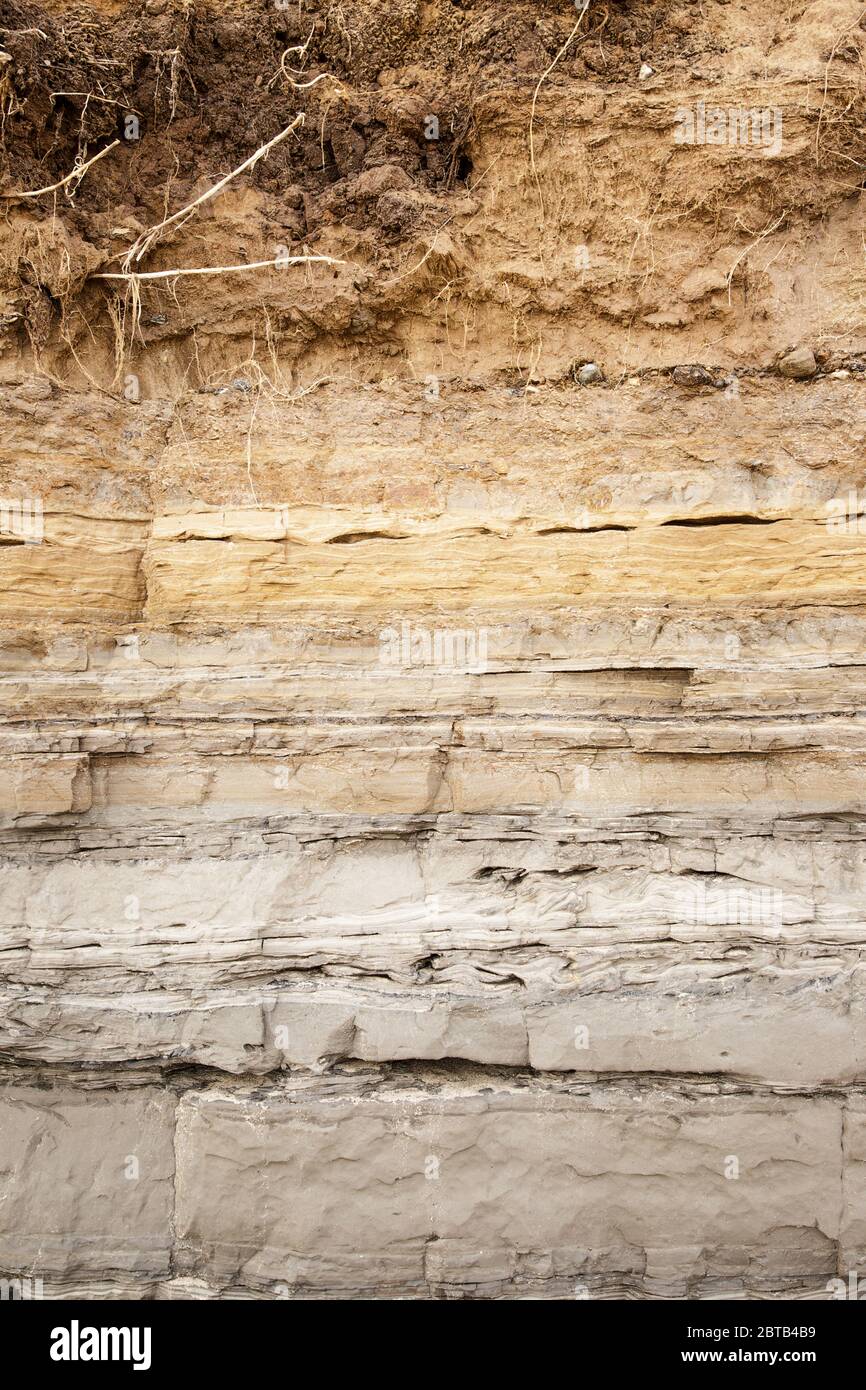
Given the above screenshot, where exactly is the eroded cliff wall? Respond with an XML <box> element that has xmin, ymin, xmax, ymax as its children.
<box><xmin>1</xmin><ymin>0</ymin><xmax>865</xmax><ymax>1299</ymax></box>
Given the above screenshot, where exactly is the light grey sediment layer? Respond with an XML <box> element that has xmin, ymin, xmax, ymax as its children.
<box><xmin>0</xmin><ymin>1084</ymin><xmax>176</xmax><ymax>1283</ymax></box>
<box><xmin>1</xmin><ymin>963</ymin><xmax>863</xmax><ymax>1087</ymax></box>
<box><xmin>2</xmin><ymin>1072</ymin><xmax>864</xmax><ymax>1300</ymax></box>
<box><xmin>1</xmin><ymin>818</ymin><xmax>865</xmax><ymax>1084</ymax></box>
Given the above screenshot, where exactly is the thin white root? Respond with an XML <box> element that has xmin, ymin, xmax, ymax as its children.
<box><xmin>2</xmin><ymin>138</ymin><xmax>119</xmax><ymax>199</ymax></box>
<box><xmin>121</xmin><ymin>114</ymin><xmax>306</xmax><ymax>267</ymax></box>
<box><xmin>267</xmin><ymin>25</ymin><xmax>316</xmax><ymax>89</ymax></box>
<box><xmin>93</xmin><ymin>253</ymin><xmax>344</xmax><ymax>282</ymax></box>
<box><xmin>51</xmin><ymin>92</ymin><xmax>143</xmax><ymax>114</ymax></box>
<box><xmin>382</xmin><ymin>225</ymin><xmax>455</xmax><ymax>288</ymax></box>
<box><xmin>381</xmin><ymin>155</ymin><xmax>500</xmax><ymax>288</ymax></box>
<box><xmin>725</xmin><ymin>212</ymin><xmax>786</xmax><ymax>303</ymax></box>
<box><xmin>0</xmin><ymin>26</ymin><xmax>49</xmax><ymax>39</ymax></box>
<box><xmin>245</xmin><ymin>386</ymin><xmax>261</xmax><ymax>507</ymax></box>
<box><xmin>814</xmin><ymin>10</ymin><xmax>866</xmax><ymax>165</ymax></box>
<box><xmin>266</xmin><ymin>30</ymin><xmax>344</xmax><ymax>93</ymax></box>
<box><xmin>529</xmin><ymin>9</ymin><xmax>587</xmax><ymax>234</ymax></box>
<box><xmin>289</xmin><ymin>73</ymin><xmax>338</xmax><ymax>91</ymax></box>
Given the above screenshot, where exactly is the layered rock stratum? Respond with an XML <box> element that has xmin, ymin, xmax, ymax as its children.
<box><xmin>1</xmin><ymin>0</ymin><xmax>865</xmax><ymax>1299</ymax></box>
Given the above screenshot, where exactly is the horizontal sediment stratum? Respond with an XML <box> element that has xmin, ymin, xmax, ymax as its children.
<box><xmin>4</xmin><ymin>1069</ymin><xmax>865</xmax><ymax>1300</ymax></box>
<box><xmin>2</xmin><ymin>0</ymin><xmax>866</xmax><ymax>1300</ymax></box>
<box><xmin>4</xmin><ymin>380</ymin><xmax>866</xmax><ymax>1298</ymax></box>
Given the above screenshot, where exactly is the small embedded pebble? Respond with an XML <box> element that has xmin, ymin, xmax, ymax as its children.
<box><xmin>578</xmin><ymin>362</ymin><xmax>603</xmax><ymax>385</ymax></box>
<box><xmin>672</xmin><ymin>364</ymin><xmax>714</xmax><ymax>388</ymax></box>
<box><xmin>777</xmin><ymin>346</ymin><xmax>817</xmax><ymax>379</ymax></box>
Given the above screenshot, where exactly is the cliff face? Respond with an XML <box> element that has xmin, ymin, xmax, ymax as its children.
<box><xmin>1</xmin><ymin>0</ymin><xmax>866</xmax><ymax>1299</ymax></box>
